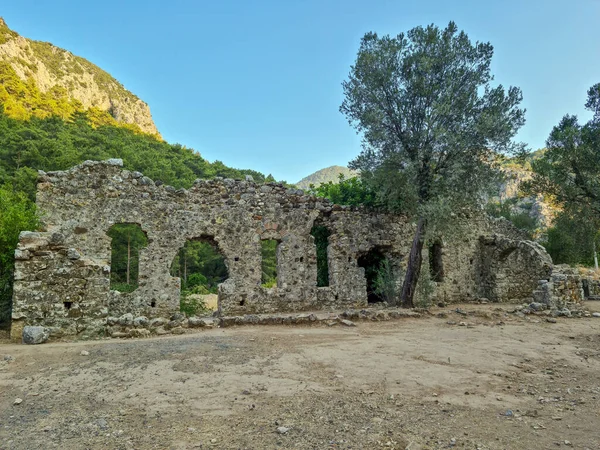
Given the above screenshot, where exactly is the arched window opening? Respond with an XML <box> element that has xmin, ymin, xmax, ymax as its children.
<box><xmin>358</xmin><ymin>247</ymin><xmax>392</xmax><ymax>303</ymax></box>
<box><xmin>261</xmin><ymin>239</ymin><xmax>279</xmax><ymax>287</ymax></box>
<box><xmin>429</xmin><ymin>240</ymin><xmax>445</xmax><ymax>282</ymax></box>
<box><xmin>310</xmin><ymin>224</ymin><xmax>330</xmax><ymax>287</ymax></box>
<box><xmin>107</xmin><ymin>223</ymin><xmax>148</xmax><ymax>292</ymax></box>
<box><xmin>170</xmin><ymin>237</ymin><xmax>228</xmax><ymax>316</ymax></box>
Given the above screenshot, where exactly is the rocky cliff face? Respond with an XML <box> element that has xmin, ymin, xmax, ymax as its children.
<box><xmin>296</xmin><ymin>166</ymin><xmax>358</xmax><ymax>189</ymax></box>
<box><xmin>0</xmin><ymin>18</ymin><xmax>158</xmax><ymax>135</ymax></box>
<box><xmin>497</xmin><ymin>165</ymin><xmax>557</xmax><ymax>229</ymax></box>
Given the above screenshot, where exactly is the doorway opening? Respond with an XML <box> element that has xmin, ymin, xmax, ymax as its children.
<box><xmin>170</xmin><ymin>236</ymin><xmax>228</xmax><ymax>315</ymax></box>
<box><xmin>357</xmin><ymin>247</ymin><xmax>387</xmax><ymax>303</ymax></box>
<box><xmin>107</xmin><ymin>223</ymin><xmax>148</xmax><ymax>292</ymax></box>
<box><xmin>311</xmin><ymin>224</ymin><xmax>330</xmax><ymax>287</ymax></box>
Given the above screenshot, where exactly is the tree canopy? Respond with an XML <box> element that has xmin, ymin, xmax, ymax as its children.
<box><xmin>524</xmin><ymin>83</ymin><xmax>600</xmax><ymax>216</ymax></box>
<box><xmin>523</xmin><ymin>83</ymin><xmax>600</xmax><ymax>266</ymax></box>
<box><xmin>341</xmin><ymin>22</ymin><xmax>526</xmax><ymax>306</ymax></box>
<box><xmin>0</xmin><ymin>106</ymin><xmax>270</xmax><ymax>328</ymax></box>
<box><xmin>0</xmin><ymin>186</ymin><xmax>38</xmax><ymax>326</ymax></box>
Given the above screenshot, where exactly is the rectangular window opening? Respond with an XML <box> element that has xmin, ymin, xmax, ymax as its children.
<box><xmin>311</xmin><ymin>225</ymin><xmax>331</xmax><ymax>287</ymax></box>
<box><xmin>261</xmin><ymin>239</ymin><xmax>279</xmax><ymax>288</ymax></box>
<box><xmin>429</xmin><ymin>241</ymin><xmax>444</xmax><ymax>282</ymax></box>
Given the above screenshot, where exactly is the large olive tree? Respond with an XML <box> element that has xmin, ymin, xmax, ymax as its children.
<box><xmin>341</xmin><ymin>22</ymin><xmax>526</xmax><ymax>307</ymax></box>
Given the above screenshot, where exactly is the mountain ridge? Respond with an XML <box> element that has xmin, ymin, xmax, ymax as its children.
<box><xmin>0</xmin><ymin>17</ymin><xmax>158</xmax><ymax>135</ymax></box>
<box><xmin>295</xmin><ymin>165</ymin><xmax>358</xmax><ymax>189</ymax></box>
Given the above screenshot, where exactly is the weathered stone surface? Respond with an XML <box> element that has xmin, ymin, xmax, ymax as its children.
<box><xmin>9</xmin><ymin>160</ymin><xmax>574</xmax><ymax>338</ymax></box>
<box><xmin>22</xmin><ymin>326</ymin><xmax>49</xmax><ymax>344</ymax></box>
<box><xmin>187</xmin><ymin>317</ymin><xmax>206</xmax><ymax>328</ymax></box>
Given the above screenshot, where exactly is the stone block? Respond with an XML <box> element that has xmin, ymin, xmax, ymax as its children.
<box><xmin>22</xmin><ymin>326</ymin><xmax>50</xmax><ymax>345</ymax></box>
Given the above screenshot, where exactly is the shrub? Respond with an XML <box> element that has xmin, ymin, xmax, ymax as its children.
<box><xmin>374</xmin><ymin>257</ymin><xmax>399</xmax><ymax>305</ymax></box>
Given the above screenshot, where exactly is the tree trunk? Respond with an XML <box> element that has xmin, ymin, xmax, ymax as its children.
<box><xmin>400</xmin><ymin>217</ymin><xmax>426</xmax><ymax>308</ymax></box>
<box><xmin>126</xmin><ymin>234</ymin><xmax>131</xmax><ymax>285</ymax></box>
<box><xmin>594</xmin><ymin>240</ymin><xmax>598</xmax><ymax>271</ymax></box>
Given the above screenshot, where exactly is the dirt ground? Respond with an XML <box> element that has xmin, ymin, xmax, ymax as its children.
<box><xmin>1</xmin><ymin>303</ymin><xmax>599</xmax><ymax>450</ymax></box>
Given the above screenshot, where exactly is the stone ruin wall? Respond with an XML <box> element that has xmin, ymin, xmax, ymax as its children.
<box><xmin>10</xmin><ymin>160</ymin><xmax>577</xmax><ymax>340</ymax></box>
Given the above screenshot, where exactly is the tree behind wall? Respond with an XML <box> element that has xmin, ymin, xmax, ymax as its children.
<box><xmin>0</xmin><ymin>186</ymin><xmax>38</xmax><ymax>328</ymax></box>
<box><xmin>341</xmin><ymin>22</ymin><xmax>526</xmax><ymax>307</ymax></box>
<box><xmin>523</xmin><ymin>83</ymin><xmax>600</xmax><ymax>266</ymax></box>
<box><xmin>107</xmin><ymin>224</ymin><xmax>148</xmax><ymax>291</ymax></box>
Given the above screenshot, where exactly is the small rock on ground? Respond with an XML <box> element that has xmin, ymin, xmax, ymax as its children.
<box><xmin>22</xmin><ymin>326</ymin><xmax>50</xmax><ymax>345</ymax></box>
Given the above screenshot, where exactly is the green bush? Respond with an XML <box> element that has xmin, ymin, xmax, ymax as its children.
<box><xmin>261</xmin><ymin>240</ymin><xmax>278</xmax><ymax>287</ymax></box>
<box><xmin>180</xmin><ymin>294</ymin><xmax>210</xmax><ymax>317</ymax></box>
<box><xmin>110</xmin><ymin>282</ymin><xmax>138</xmax><ymax>293</ymax></box>
<box><xmin>374</xmin><ymin>257</ymin><xmax>398</xmax><ymax>305</ymax></box>
<box><xmin>485</xmin><ymin>199</ymin><xmax>539</xmax><ymax>238</ymax></box>
<box><xmin>414</xmin><ymin>268</ymin><xmax>436</xmax><ymax>309</ymax></box>
<box><xmin>0</xmin><ymin>185</ymin><xmax>38</xmax><ymax>327</ymax></box>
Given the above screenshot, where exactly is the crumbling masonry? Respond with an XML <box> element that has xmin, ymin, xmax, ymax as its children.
<box><xmin>10</xmin><ymin>160</ymin><xmax>583</xmax><ymax>339</ymax></box>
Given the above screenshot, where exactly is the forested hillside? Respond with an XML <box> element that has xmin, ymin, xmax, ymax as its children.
<box><xmin>0</xmin><ymin>15</ymin><xmax>281</xmax><ymax>328</ymax></box>
<box><xmin>0</xmin><ymin>18</ymin><xmax>158</xmax><ymax>134</ymax></box>
<box><xmin>0</xmin><ymin>108</ymin><xmax>268</xmax><ymax>327</ymax></box>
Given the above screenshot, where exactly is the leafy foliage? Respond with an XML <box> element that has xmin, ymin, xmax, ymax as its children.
<box><xmin>0</xmin><ymin>19</ymin><xmax>18</xmax><ymax>45</ymax></box>
<box><xmin>180</xmin><ymin>294</ymin><xmax>211</xmax><ymax>317</ymax></box>
<box><xmin>522</xmin><ymin>83</ymin><xmax>600</xmax><ymax>266</ymax></box>
<box><xmin>485</xmin><ymin>199</ymin><xmax>539</xmax><ymax>238</ymax></box>
<box><xmin>524</xmin><ymin>84</ymin><xmax>600</xmax><ymax>216</ymax></box>
<box><xmin>310</xmin><ymin>175</ymin><xmax>377</xmax><ymax>207</ymax></box>
<box><xmin>0</xmin><ymin>104</ymin><xmax>267</xmax><ymax>326</ymax></box>
<box><xmin>357</xmin><ymin>248</ymin><xmax>387</xmax><ymax>303</ymax></box>
<box><xmin>0</xmin><ymin>61</ymin><xmax>141</xmax><ymax>132</ymax></box>
<box><xmin>341</xmin><ymin>22</ymin><xmax>526</xmax><ymax>306</ymax></box>
<box><xmin>261</xmin><ymin>240</ymin><xmax>278</xmax><ymax>287</ymax></box>
<box><xmin>170</xmin><ymin>240</ymin><xmax>229</xmax><ymax>295</ymax></box>
<box><xmin>0</xmin><ymin>185</ymin><xmax>38</xmax><ymax>326</ymax></box>
<box><xmin>414</xmin><ymin>266</ymin><xmax>436</xmax><ymax>308</ymax></box>
<box><xmin>107</xmin><ymin>224</ymin><xmax>148</xmax><ymax>291</ymax></box>
<box><xmin>374</xmin><ymin>257</ymin><xmax>398</xmax><ymax>304</ymax></box>
<box><xmin>544</xmin><ymin>210</ymin><xmax>600</xmax><ymax>266</ymax></box>
<box><xmin>0</xmin><ymin>107</ymin><xmax>267</xmax><ymax>200</ymax></box>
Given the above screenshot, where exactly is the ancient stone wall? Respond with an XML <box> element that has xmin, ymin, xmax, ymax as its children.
<box><xmin>11</xmin><ymin>160</ymin><xmax>415</xmax><ymax>338</ymax></box>
<box><xmin>428</xmin><ymin>216</ymin><xmax>551</xmax><ymax>304</ymax></box>
<box><xmin>10</xmin><ymin>160</ymin><xmax>566</xmax><ymax>339</ymax></box>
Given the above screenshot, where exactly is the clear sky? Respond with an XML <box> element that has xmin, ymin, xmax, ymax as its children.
<box><xmin>2</xmin><ymin>0</ymin><xmax>599</xmax><ymax>182</ymax></box>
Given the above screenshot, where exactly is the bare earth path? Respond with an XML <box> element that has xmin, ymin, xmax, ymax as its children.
<box><xmin>1</xmin><ymin>303</ymin><xmax>599</xmax><ymax>450</ymax></box>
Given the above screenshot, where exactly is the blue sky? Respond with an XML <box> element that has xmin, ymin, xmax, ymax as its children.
<box><xmin>3</xmin><ymin>0</ymin><xmax>599</xmax><ymax>182</ymax></box>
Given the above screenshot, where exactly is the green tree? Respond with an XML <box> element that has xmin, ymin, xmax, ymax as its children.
<box><xmin>524</xmin><ymin>84</ymin><xmax>600</xmax><ymax>215</ymax></box>
<box><xmin>0</xmin><ymin>186</ymin><xmax>38</xmax><ymax>326</ymax></box>
<box><xmin>341</xmin><ymin>22</ymin><xmax>525</xmax><ymax>307</ymax></box>
<box><xmin>485</xmin><ymin>198</ymin><xmax>539</xmax><ymax>239</ymax></box>
<box><xmin>261</xmin><ymin>240</ymin><xmax>278</xmax><ymax>287</ymax></box>
<box><xmin>310</xmin><ymin>174</ymin><xmax>377</xmax><ymax>207</ymax></box>
<box><xmin>107</xmin><ymin>224</ymin><xmax>148</xmax><ymax>290</ymax></box>
<box><xmin>170</xmin><ymin>240</ymin><xmax>228</xmax><ymax>294</ymax></box>
<box><xmin>523</xmin><ymin>84</ymin><xmax>600</xmax><ymax>267</ymax></box>
<box><xmin>543</xmin><ymin>210</ymin><xmax>599</xmax><ymax>266</ymax></box>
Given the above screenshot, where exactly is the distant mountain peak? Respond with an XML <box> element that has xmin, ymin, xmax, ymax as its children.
<box><xmin>295</xmin><ymin>165</ymin><xmax>358</xmax><ymax>189</ymax></box>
